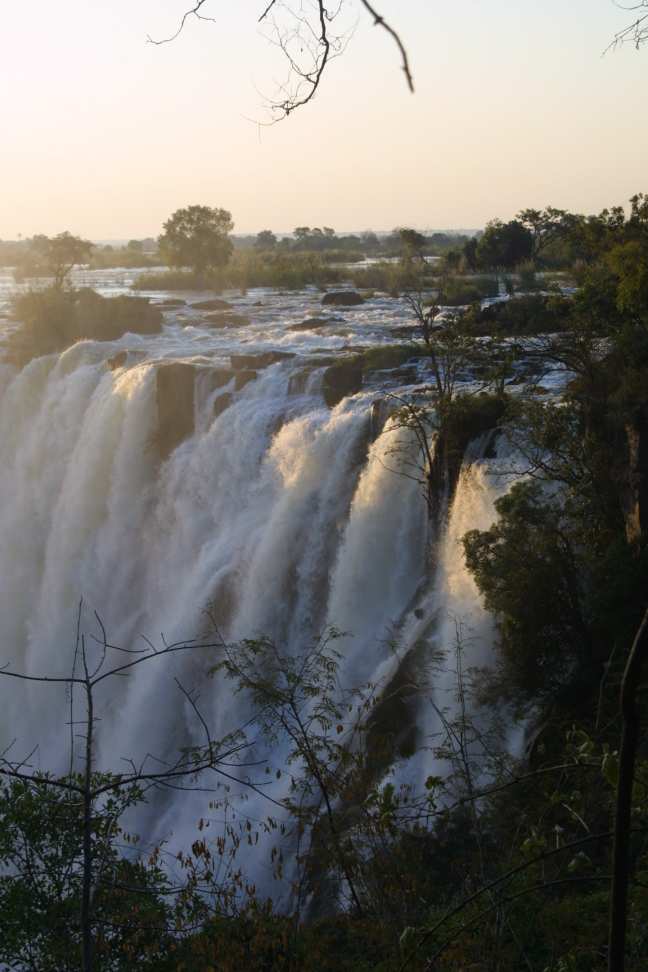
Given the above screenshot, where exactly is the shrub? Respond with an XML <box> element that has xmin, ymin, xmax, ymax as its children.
<box><xmin>134</xmin><ymin>252</ymin><xmax>344</xmax><ymax>292</ymax></box>
<box><xmin>440</xmin><ymin>276</ymin><xmax>499</xmax><ymax>306</ymax></box>
<box><xmin>9</xmin><ymin>288</ymin><xmax>163</xmax><ymax>363</ymax></box>
<box><xmin>464</xmin><ymin>294</ymin><xmax>573</xmax><ymax>336</ymax></box>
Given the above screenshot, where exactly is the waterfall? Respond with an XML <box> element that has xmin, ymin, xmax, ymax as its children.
<box><xmin>0</xmin><ymin>336</ymin><xmax>512</xmax><ymax>900</ymax></box>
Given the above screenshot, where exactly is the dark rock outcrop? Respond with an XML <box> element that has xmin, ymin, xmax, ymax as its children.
<box><xmin>191</xmin><ymin>299</ymin><xmax>234</xmax><ymax>311</ymax></box>
<box><xmin>289</xmin><ymin>317</ymin><xmax>336</xmax><ymax>332</ymax></box>
<box><xmin>322</xmin><ymin>358</ymin><xmax>363</xmax><ymax>407</ymax></box>
<box><xmin>288</xmin><ymin>369</ymin><xmax>313</xmax><ymax>395</ymax></box>
<box><xmin>107</xmin><ymin>351</ymin><xmax>128</xmax><ymax>371</ymax></box>
<box><xmin>370</xmin><ymin>399</ymin><xmax>386</xmax><ymax>440</ymax></box>
<box><xmin>234</xmin><ymin>370</ymin><xmax>257</xmax><ymax>391</ymax></box>
<box><xmin>204</xmin><ymin>312</ymin><xmax>251</xmax><ymax>328</ymax></box>
<box><xmin>206</xmin><ymin>368</ymin><xmax>235</xmax><ymax>390</ymax></box>
<box><xmin>213</xmin><ymin>392</ymin><xmax>233</xmax><ymax>419</ymax></box>
<box><xmin>427</xmin><ymin>394</ymin><xmax>508</xmax><ymax>522</ymax></box>
<box><xmin>156</xmin><ymin>299</ymin><xmax>186</xmax><ymax>308</ymax></box>
<box><xmin>321</xmin><ymin>291</ymin><xmax>364</xmax><ymax>307</ymax></box>
<box><xmin>156</xmin><ymin>362</ymin><xmax>196</xmax><ymax>460</ymax></box>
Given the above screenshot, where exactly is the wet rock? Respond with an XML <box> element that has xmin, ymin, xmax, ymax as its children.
<box><xmin>204</xmin><ymin>312</ymin><xmax>251</xmax><ymax>328</ymax></box>
<box><xmin>205</xmin><ymin>368</ymin><xmax>235</xmax><ymax>391</ymax></box>
<box><xmin>322</xmin><ymin>358</ymin><xmax>363</xmax><ymax>407</ymax></box>
<box><xmin>321</xmin><ymin>291</ymin><xmax>364</xmax><ymax>307</ymax></box>
<box><xmin>288</xmin><ymin>368</ymin><xmax>313</xmax><ymax>395</ymax></box>
<box><xmin>370</xmin><ymin>398</ymin><xmax>386</xmax><ymax>440</ymax></box>
<box><xmin>156</xmin><ymin>299</ymin><xmax>186</xmax><ymax>308</ymax></box>
<box><xmin>156</xmin><ymin>362</ymin><xmax>195</xmax><ymax>459</ymax></box>
<box><xmin>289</xmin><ymin>317</ymin><xmax>337</xmax><ymax>332</ymax></box>
<box><xmin>230</xmin><ymin>351</ymin><xmax>294</xmax><ymax>371</ymax></box>
<box><xmin>213</xmin><ymin>392</ymin><xmax>233</xmax><ymax>419</ymax></box>
<box><xmin>234</xmin><ymin>370</ymin><xmax>257</xmax><ymax>391</ymax></box>
<box><xmin>191</xmin><ymin>299</ymin><xmax>234</xmax><ymax>311</ymax></box>
<box><xmin>107</xmin><ymin>351</ymin><xmax>128</xmax><ymax>371</ymax></box>
<box><xmin>387</xmin><ymin>366</ymin><xmax>419</xmax><ymax>384</ymax></box>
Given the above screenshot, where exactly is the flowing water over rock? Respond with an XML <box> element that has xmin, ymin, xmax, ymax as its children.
<box><xmin>0</xmin><ymin>270</ymin><xmax>523</xmax><ymax>901</ymax></box>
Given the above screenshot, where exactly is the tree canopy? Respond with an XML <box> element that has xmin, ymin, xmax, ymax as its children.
<box><xmin>158</xmin><ymin>204</ymin><xmax>234</xmax><ymax>275</ymax></box>
<box><xmin>476</xmin><ymin>219</ymin><xmax>534</xmax><ymax>270</ymax></box>
<box><xmin>15</xmin><ymin>232</ymin><xmax>93</xmax><ymax>288</ymax></box>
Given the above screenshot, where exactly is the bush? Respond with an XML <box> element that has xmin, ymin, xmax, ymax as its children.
<box><xmin>465</xmin><ymin>294</ymin><xmax>573</xmax><ymax>336</ymax></box>
<box><xmin>134</xmin><ymin>251</ymin><xmax>345</xmax><ymax>293</ymax></box>
<box><xmin>132</xmin><ymin>269</ymin><xmax>211</xmax><ymax>291</ymax></box>
<box><xmin>517</xmin><ymin>259</ymin><xmax>540</xmax><ymax>291</ymax></box>
<box><xmin>440</xmin><ymin>276</ymin><xmax>499</xmax><ymax>306</ymax></box>
<box><xmin>358</xmin><ymin>344</ymin><xmax>420</xmax><ymax>373</ymax></box>
<box><xmin>9</xmin><ymin>288</ymin><xmax>163</xmax><ymax>363</ymax></box>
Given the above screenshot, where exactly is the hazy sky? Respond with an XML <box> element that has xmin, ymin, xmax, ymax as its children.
<box><xmin>1</xmin><ymin>1</ymin><xmax>646</xmax><ymax>238</ymax></box>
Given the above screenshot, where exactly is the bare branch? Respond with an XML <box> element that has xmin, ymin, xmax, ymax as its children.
<box><xmin>147</xmin><ymin>0</ymin><xmax>216</xmax><ymax>45</ymax></box>
<box><xmin>358</xmin><ymin>0</ymin><xmax>414</xmax><ymax>92</ymax></box>
<box><xmin>604</xmin><ymin>1</ymin><xmax>648</xmax><ymax>52</ymax></box>
<box><xmin>149</xmin><ymin>2</ymin><xmax>413</xmax><ymax>121</ymax></box>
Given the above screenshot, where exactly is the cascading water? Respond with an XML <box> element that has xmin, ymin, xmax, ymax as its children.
<box><xmin>0</xmin><ymin>279</ymin><xmax>515</xmax><ymax>902</ymax></box>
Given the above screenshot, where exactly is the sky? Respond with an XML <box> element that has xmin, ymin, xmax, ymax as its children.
<box><xmin>1</xmin><ymin>0</ymin><xmax>647</xmax><ymax>238</ymax></box>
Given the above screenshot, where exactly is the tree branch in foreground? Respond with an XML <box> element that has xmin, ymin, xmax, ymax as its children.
<box><xmin>148</xmin><ymin>1</ymin><xmax>413</xmax><ymax>119</ymax></box>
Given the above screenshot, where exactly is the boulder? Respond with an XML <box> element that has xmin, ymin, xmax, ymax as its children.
<box><xmin>204</xmin><ymin>312</ymin><xmax>251</xmax><ymax>328</ymax></box>
<box><xmin>321</xmin><ymin>291</ymin><xmax>364</xmax><ymax>307</ymax></box>
<box><xmin>156</xmin><ymin>362</ymin><xmax>196</xmax><ymax>460</ymax></box>
<box><xmin>234</xmin><ymin>370</ymin><xmax>257</xmax><ymax>391</ymax></box>
<box><xmin>289</xmin><ymin>317</ymin><xmax>336</xmax><ymax>332</ymax></box>
<box><xmin>322</xmin><ymin>358</ymin><xmax>363</xmax><ymax>407</ymax></box>
<box><xmin>156</xmin><ymin>299</ymin><xmax>186</xmax><ymax>308</ymax></box>
<box><xmin>191</xmin><ymin>299</ymin><xmax>234</xmax><ymax>311</ymax></box>
<box><xmin>213</xmin><ymin>392</ymin><xmax>233</xmax><ymax>419</ymax></box>
<box><xmin>206</xmin><ymin>368</ymin><xmax>235</xmax><ymax>391</ymax></box>
<box><xmin>288</xmin><ymin>369</ymin><xmax>313</xmax><ymax>395</ymax></box>
<box><xmin>107</xmin><ymin>351</ymin><xmax>128</xmax><ymax>371</ymax></box>
<box><xmin>230</xmin><ymin>351</ymin><xmax>294</xmax><ymax>371</ymax></box>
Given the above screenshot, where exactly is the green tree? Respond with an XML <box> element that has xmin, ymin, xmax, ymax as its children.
<box><xmin>15</xmin><ymin>232</ymin><xmax>94</xmax><ymax>289</ymax></box>
<box><xmin>399</xmin><ymin>227</ymin><xmax>426</xmax><ymax>259</ymax></box>
<box><xmin>159</xmin><ymin>205</ymin><xmax>234</xmax><ymax>276</ymax></box>
<box><xmin>476</xmin><ymin>219</ymin><xmax>533</xmax><ymax>270</ymax></box>
<box><xmin>255</xmin><ymin>229</ymin><xmax>277</xmax><ymax>249</ymax></box>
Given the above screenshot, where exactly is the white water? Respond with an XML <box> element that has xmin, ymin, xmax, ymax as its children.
<box><xmin>0</xmin><ymin>275</ymin><xmax>522</xmax><ymax>901</ymax></box>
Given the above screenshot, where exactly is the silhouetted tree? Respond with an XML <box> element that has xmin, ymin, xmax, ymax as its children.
<box><xmin>159</xmin><ymin>204</ymin><xmax>233</xmax><ymax>275</ymax></box>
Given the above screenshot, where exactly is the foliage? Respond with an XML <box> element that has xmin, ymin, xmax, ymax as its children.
<box><xmin>0</xmin><ymin>777</ymin><xmax>176</xmax><ymax>971</ymax></box>
<box><xmin>399</xmin><ymin>228</ymin><xmax>427</xmax><ymax>258</ymax></box>
<box><xmin>439</xmin><ymin>275</ymin><xmax>499</xmax><ymax>306</ymax></box>
<box><xmin>159</xmin><ymin>205</ymin><xmax>234</xmax><ymax>275</ymax></box>
<box><xmin>255</xmin><ymin>229</ymin><xmax>278</xmax><ymax>249</ymax></box>
<box><xmin>9</xmin><ymin>288</ymin><xmax>162</xmax><ymax>363</ymax></box>
<box><xmin>464</xmin><ymin>294</ymin><xmax>574</xmax><ymax>336</ymax></box>
<box><xmin>89</xmin><ymin>244</ymin><xmax>160</xmax><ymax>270</ymax></box>
<box><xmin>357</xmin><ymin>343</ymin><xmax>420</xmax><ymax>373</ymax></box>
<box><xmin>14</xmin><ymin>232</ymin><xmax>94</xmax><ymax>288</ymax></box>
<box><xmin>476</xmin><ymin>219</ymin><xmax>534</xmax><ymax>270</ymax></box>
<box><xmin>134</xmin><ymin>250</ymin><xmax>344</xmax><ymax>292</ymax></box>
